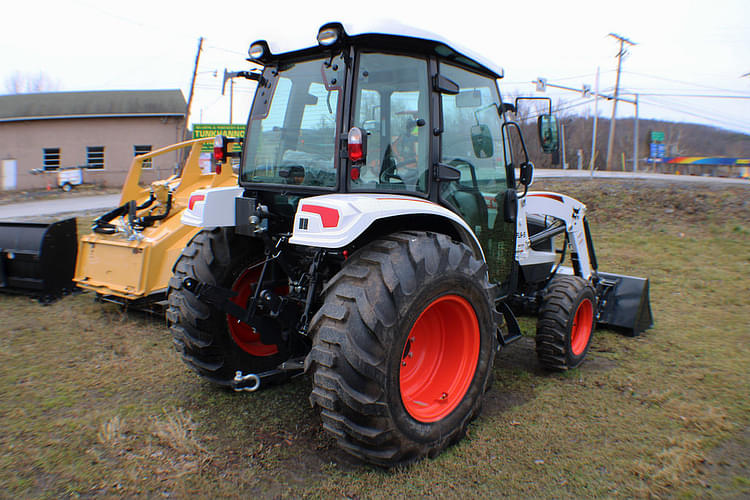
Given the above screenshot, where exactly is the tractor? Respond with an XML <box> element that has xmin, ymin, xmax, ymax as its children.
<box><xmin>167</xmin><ymin>22</ymin><xmax>652</xmax><ymax>467</ymax></box>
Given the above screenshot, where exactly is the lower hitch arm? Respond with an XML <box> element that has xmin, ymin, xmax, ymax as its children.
<box><xmin>232</xmin><ymin>358</ymin><xmax>305</xmax><ymax>392</ymax></box>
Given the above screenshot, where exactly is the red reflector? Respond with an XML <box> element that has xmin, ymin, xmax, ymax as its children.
<box><xmin>216</xmin><ymin>164</ymin><xmax>222</xmax><ymax>175</ymax></box>
<box><xmin>188</xmin><ymin>194</ymin><xmax>205</xmax><ymax>210</ymax></box>
<box><xmin>348</xmin><ymin>142</ymin><xmax>364</xmax><ymax>162</ymax></box>
<box><xmin>350</xmin><ymin>166</ymin><xmax>360</xmax><ymax>181</ymax></box>
<box><xmin>300</xmin><ymin>204</ymin><xmax>339</xmax><ymax>228</ymax></box>
<box><xmin>214</xmin><ymin>147</ymin><xmax>225</xmax><ymax>161</ymax></box>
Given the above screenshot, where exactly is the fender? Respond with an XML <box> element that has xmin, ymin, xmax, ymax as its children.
<box><xmin>516</xmin><ymin>191</ymin><xmax>594</xmax><ymax>279</ymax></box>
<box><xmin>182</xmin><ymin>186</ymin><xmax>244</xmax><ymax>227</ymax></box>
<box><xmin>289</xmin><ymin>193</ymin><xmax>485</xmax><ymax>259</ymax></box>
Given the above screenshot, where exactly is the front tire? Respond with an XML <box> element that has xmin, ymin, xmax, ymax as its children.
<box><xmin>535</xmin><ymin>275</ymin><xmax>596</xmax><ymax>370</ymax></box>
<box><xmin>167</xmin><ymin>228</ymin><xmax>288</xmax><ymax>386</ymax></box>
<box><xmin>306</xmin><ymin>232</ymin><xmax>496</xmax><ymax>466</ymax></box>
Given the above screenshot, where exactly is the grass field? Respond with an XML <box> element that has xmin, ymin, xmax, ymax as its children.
<box><xmin>1</xmin><ymin>179</ymin><xmax>748</xmax><ymax>498</ymax></box>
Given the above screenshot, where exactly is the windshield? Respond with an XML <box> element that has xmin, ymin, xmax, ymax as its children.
<box><xmin>241</xmin><ymin>55</ymin><xmax>344</xmax><ymax>188</ymax></box>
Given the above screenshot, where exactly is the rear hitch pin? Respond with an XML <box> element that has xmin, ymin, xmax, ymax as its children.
<box><xmin>233</xmin><ymin>371</ymin><xmax>261</xmax><ymax>392</ymax></box>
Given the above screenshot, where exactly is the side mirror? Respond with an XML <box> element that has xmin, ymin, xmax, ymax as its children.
<box><xmin>470</xmin><ymin>124</ymin><xmax>493</xmax><ymax>158</ymax></box>
<box><xmin>537</xmin><ymin>114</ymin><xmax>559</xmax><ymax>153</ymax></box>
<box><xmin>519</xmin><ymin>161</ymin><xmax>534</xmax><ymax>187</ymax></box>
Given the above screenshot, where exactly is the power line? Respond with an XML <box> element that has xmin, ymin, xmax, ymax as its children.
<box><xmin>624</xmin><ymin>92</ymin><xmax>750</xmax><ymax>99</ymax></box>
<box><xmin>622</xmin><ymin>70</ymin><xmax>750</xmax><ymax>95</ymax></box>
<box><xmin>205</xmin><ymin>45</ymin><xmax>249</xmax><ymax>57</ymax></box>
<box><xmin>638</xmin><ymin>97</ymin><xmax>749</xmax><ymax>132</ymax></box>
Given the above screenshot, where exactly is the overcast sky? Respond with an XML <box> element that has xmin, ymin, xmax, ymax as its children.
<box><xmin>3</xmin><ymin>0</ymin><xmax>749</xmax><ymax>135</ymax></box>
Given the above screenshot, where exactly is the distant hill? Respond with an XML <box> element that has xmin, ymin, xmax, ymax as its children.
<box><xmin>519</xmin><ymin>116</ymin><xmax>750</xmax><ymax>170</ymax></box>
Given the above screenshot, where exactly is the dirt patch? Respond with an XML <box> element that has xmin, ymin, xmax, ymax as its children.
<box><xmin>696</xmin><ymin>426</ymin><xmax>750</xmax><ymax>498</ymax></box>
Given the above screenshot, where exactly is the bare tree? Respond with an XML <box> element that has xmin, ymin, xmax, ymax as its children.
<box><xmin>5</xmin><ymin>71</ymin><xmax>61</xmax><ymax>94</ymax></box>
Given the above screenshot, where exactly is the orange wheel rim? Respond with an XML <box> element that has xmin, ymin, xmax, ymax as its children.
<box><xmin>570</xmin><ymin>298</ymin><xmax>593</xmax><ymax>356</ymax></box>
<box><xmin>399</xmin><ymin>295</ymin><xmax>480</xmax><ymax>423</ymax></box>
<box><xmin>228</xmin><ymin>266</ymin><xmax>280</xmax><ymax>357</ymax></box>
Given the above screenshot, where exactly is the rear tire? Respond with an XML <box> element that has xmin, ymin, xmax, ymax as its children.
<box><xmin>167</xmin><ymin>228</ymin><xmax>288</xmax><ymax>386</ymax></box>
<box><xmin>535</xmin><ymin>275</ymin><xmax>596</xmax><ymax>370</ymax></box>
<box><xmin>306</xmin><ymin>232</ymin><xmax>496</xmax><ymax>466</ymax></box>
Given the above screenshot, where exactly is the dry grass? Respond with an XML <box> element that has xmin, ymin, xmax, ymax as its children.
<box><xmin>1</xmin><ymin>179</ymin><xmax>748</xmax><ymax>498</ymax></box>
<box><xmin>98</xmin><ymin>415</ymin><xmax>126</xmax><ymax>446</ymax></box>
<box><xmin>150</xmin><ymin>408</ymin><xmax>207</xmax><ymax>456</ymax></box>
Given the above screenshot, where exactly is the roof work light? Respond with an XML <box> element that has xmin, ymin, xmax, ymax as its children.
<box><xmin>248</xmin><ymin>41</ymin><xmax>271</xmax><ymax>62</ymax></box>
<box><xmin>317</xmin><ymin>22</ymin><xmax>346</xmax><ymax>46</ymax></box>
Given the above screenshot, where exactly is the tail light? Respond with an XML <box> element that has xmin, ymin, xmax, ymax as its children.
<box><xmin>347</xmin><ymin>127</ymin><xmax>367</xmax><ymax>164</ymax></box>
<box><xmin>214</xmin><ymin>135</ymin><xmax>226</xmax><ymax>174</ymax></box>
<box><xmin>214</xmin><ymin>136</ymin><xmax>226</xmax><ymax>162</ymax></box>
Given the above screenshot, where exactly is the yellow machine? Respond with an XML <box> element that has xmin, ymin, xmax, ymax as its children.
<box><xmin>74</xmin><ymin>137</ymin><xmax>237</xmax><ymax>307</ymax></box>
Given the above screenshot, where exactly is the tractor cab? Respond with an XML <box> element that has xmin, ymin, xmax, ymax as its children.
<box><xmin>238</xmin><ymin>22</ymin><xmax>544</xmax><ymax>286</ymax></box>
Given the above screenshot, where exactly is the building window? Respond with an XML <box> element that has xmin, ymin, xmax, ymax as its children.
<box><xmin>86</xmin><ymin>146</ymin><xmax>105</xmax><ymax>169</ymax></box>
<box><xmin>43</xmin><ymin>148</ymin><xmax>60</xmax><ymax>170</ymax></box>
<box><xmin>134</xmin><ymin>145</ymin><xmax>152</xmax><ymax>168</ymax></box>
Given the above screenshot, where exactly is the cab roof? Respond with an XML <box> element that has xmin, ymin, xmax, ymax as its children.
<box><xmin>253</xmin><ymin>20</ymin><xmax>504</xmax><ymax>79</ymax></box>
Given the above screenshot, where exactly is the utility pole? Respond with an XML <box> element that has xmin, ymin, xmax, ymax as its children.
<box><xmin>178</xmin><ymin>37</ymin><xmax>203</xmax><ymax>170</ymax></box>
<box><xmin>605</xmin><ymin>33</ymin><xmax>635</xmax><ymax>171</ymax></box>
<box><xmin>182</xmin><ymin>37</ymin><xmax>204</xmax><ymax>144</ymax></box>
<box><xmin>590</xmin><ymin>67</ymin><xmax>600</xmax><ymax>172</ymax></box>
<box><xmin>223</xmin><ymin>69</ymin><xmax>245</xmax><ymax>124</ymax></box>
<box><xmin>633</xmin><ymin>93</ymin><xmax>639</xmax><ymax>172</ymax></box>
<box><xmin>229</xmin><ymin>78</ymin><xmax>234</xmax><ymax>124</ymax></box>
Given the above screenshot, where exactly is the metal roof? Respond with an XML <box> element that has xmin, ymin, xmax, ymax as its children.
<box><xmin>0</xmin><ymin>89</ymin><xmax>186</xmax><ymax>123</ymax></box>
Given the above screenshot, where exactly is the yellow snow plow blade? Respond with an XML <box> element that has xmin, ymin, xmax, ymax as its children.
<box><xmin>74</xmin><ymin>137</ymin><xmax>237</xmax><ymax>304</ymax></box>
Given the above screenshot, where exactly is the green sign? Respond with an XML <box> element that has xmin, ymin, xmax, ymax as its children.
<box><xmin>193</xmin><ymin>124</ymin><xmax>245</xmax><ymax>152</ymax></box>
<box><xmin>651</xmin><ymin>131</ymin><xmax>665</xmax><ymax>142</ymax></box>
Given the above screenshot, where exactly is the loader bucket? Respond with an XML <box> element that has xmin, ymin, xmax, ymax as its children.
<box><xmin>596</xmin><ymin>271</ymin><xmax>653</xmax><ymax>336</ymax></box>
<box><xmin>0</xmin><ymin>218</ymin><xmax>77</xmax><ymax>301</ymax></box>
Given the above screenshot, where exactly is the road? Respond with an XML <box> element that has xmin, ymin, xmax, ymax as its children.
<box><xmin>535</xmin><ymin>169</ymin><xmax>749</xmax><ymax>184</ymax></box>
<box><xmin>0</xmin><ymin>171</ymin><xmax>746</xmax><ymax>220</ymax></box>
<box><xmin>0</xmin><ymin>194</ymin><xmax>120</xmax><ymax>220</ymax></box>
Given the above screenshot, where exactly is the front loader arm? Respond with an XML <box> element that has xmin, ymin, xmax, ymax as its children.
<box><xmin>516</xmin><ymin>191</ymin><xmax>596</xmax><ymax>280</ymax></box>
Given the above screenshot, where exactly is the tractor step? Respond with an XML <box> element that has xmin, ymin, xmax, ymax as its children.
<box><xmin>495</xmin><ymin>301</ymin><xmax>523</xmax><ymax>346</ymax></box>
